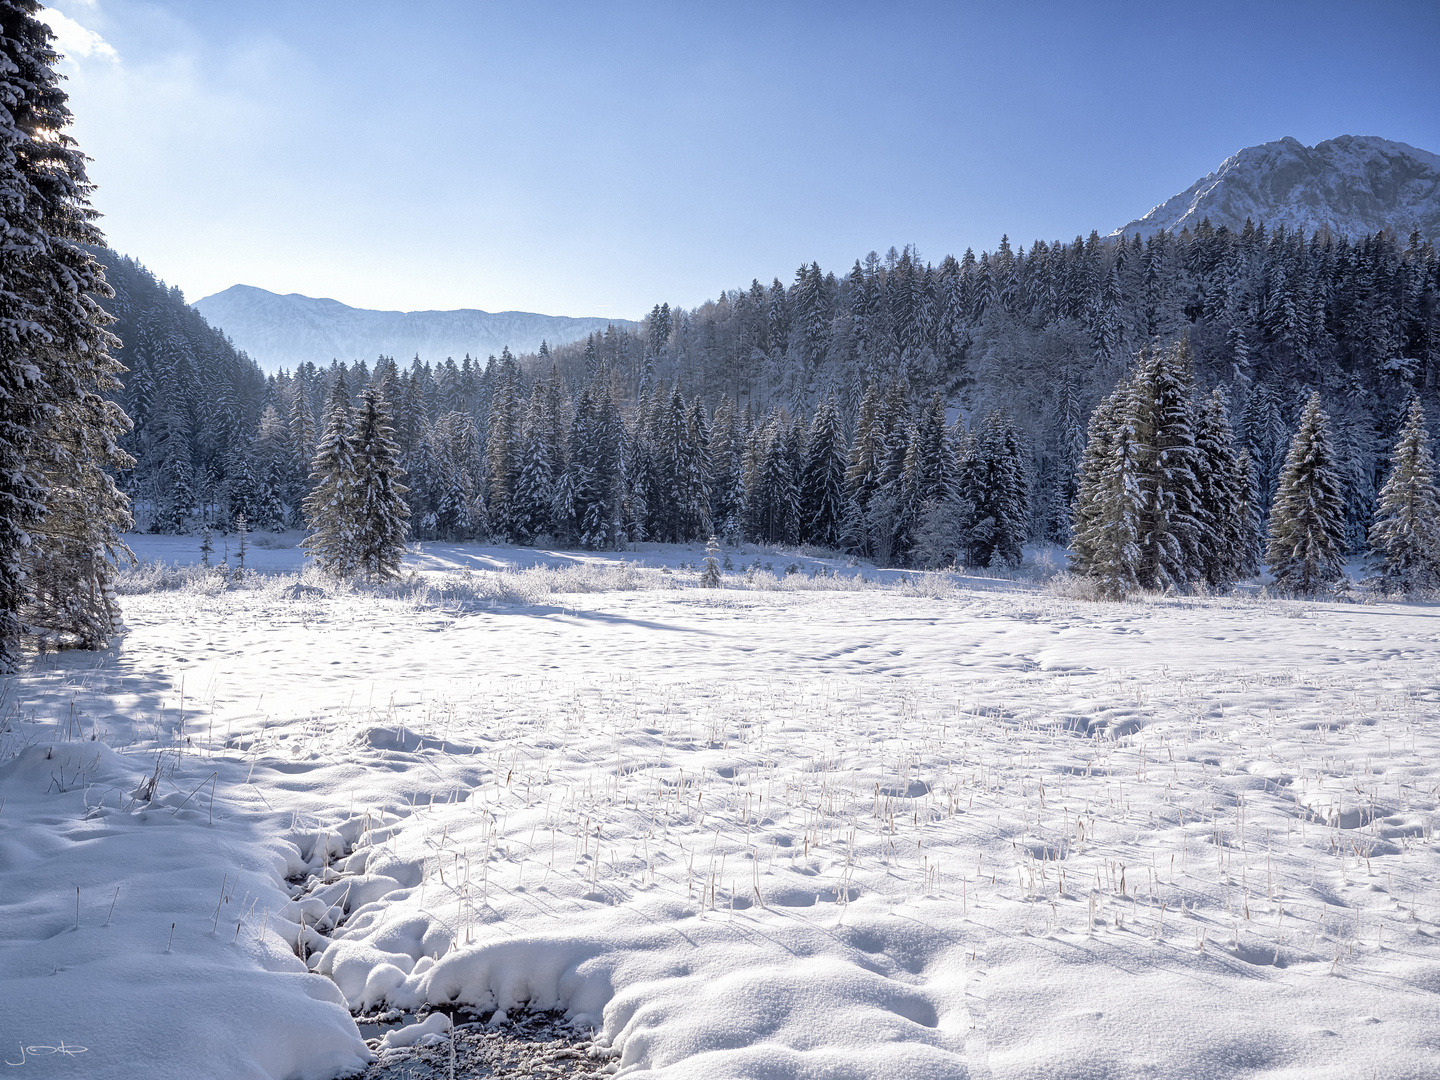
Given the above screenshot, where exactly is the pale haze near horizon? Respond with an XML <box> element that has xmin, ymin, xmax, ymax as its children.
<box><xmin>42</xmin><ymin>0</ymin><xmax>1440</xmax><ymax>321</ymax></box>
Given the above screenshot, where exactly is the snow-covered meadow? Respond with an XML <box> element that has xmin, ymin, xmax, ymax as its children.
<box><xmin>3</xmin><ymin>536</ymin><xmax>1440</xmax><ymax>1079</ymax></box>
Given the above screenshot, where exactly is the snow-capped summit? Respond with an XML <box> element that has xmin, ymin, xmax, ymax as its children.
<box><xmin>1113</xmin><ymin>135</ymin><xmax>1440</xmax><ymax>241</ymax></box>
<box><xmin>193</xmin><ymin>284</ymin><xmax>636</xmax><ymax>373</ymax></box>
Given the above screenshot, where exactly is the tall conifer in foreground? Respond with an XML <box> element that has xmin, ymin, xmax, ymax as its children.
<box><xmin>351</xmin><ymin>382</ymin><xmax>410</xmax><ymax>580</ymax></box>
<box><xmin>1366</xmin><ymin>399</ymin><xmax>1440</xmax><ymax>594</ymax></box>
<box><xmin>2</xmin><ymin>1</ymin><xmax>134</xmax><ymax>657</ymax></box>
<box><xmin>303</xmin><ymin>376</ymin><xmax>357</xmax><ymax>576</ymax></box>
<box><xmin>1265</xmin><ymin>392</ymin><xmax>1347</xmax><ymax>595</ymax></box>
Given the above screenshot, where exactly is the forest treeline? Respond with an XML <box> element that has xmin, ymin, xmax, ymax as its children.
<box><xmin>112</xmin><ymin>220</ymin><xmax>1440</xmax><ymax>565</ymax></box>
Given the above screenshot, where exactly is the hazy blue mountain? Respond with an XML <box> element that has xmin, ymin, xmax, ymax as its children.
<box><xmin>1114</xmin><ymin>135</ymin><xmax>1440</xmax><ymax>241</ymax></box>
<box><xmin>193</xmin><ymin>284</ymin><xmax>637</xmax><ymax>372</ymax></box>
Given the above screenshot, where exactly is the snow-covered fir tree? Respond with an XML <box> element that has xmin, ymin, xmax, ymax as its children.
<box><xmin>1194</xmin><ymin>388</ymin><xmax>1257</xmax><ymax>587</ymax></box>
<box><xmin>1366</xmin><ymin>399</ymin><xmax>1440</xmax><ymax>594</ymax></box>
<box><xmin>511</xmin><ymin>386</ymin><xmax>554</xmax><ymax>543</ymax></box>
<box><xmin>2</xmin><ymin>1</ymin><xmax>134</xmax><ymax>655</ymax></box>
<box><xmin>350</xmin><ymin>381</ymin><xmax>410</xmax><ymax>580</ymax></box>
<box><xmin>1129</xmin><ymin>340</ymin><xmax>1205</xmax><ymax>590</ymax></box>
<box><xmin>485</xmin><ymin>349</ymin><xmax>521</xmax><ymax>537</ymax></box>
<box><xmin>842</xmin><ymin>383</ymin><xmax>887</xmax><ymax>556</ymax></box>
<box><xmin>431</xmin><ymin>413</ymin><xmax>479</xmax><ymax>541</ymax></box>
<box><xmin>681</xmin><ymin>395</ymin><xmax>712</xmax><ymax>542</ymax></box>
<box><xmin>303</xmin><ymin>376</ymin><xmax>357</xmax><ymax>576</ymax></box>
<box><xmin>799</xmin><ymin>394</ymin><xmax>847</xmax><ymax>549</ymax></box>
<box><xmin>1070</xmin><ymin>389</ymin><xmax>1142</xmax><ymax>597</ymax></box>
<box><xmin>706</xmin><ymin>398</ymin><xmax>745</xmax><ymax>541</ymax></box>
<box><xmin>895</xmin><ymin>392</ymin><xmax>956</xmax><ymax>565</ymax></box>
<box><xmin>225</xmin><ymin>449</ymin><xmax>256</xmax><ymax>533</ymax></box>
<box><xmin>1265</xmin><ymin>392</ymin><xmax>1347</xmax><ymax>595</ymax></box>
<box><xmin>746</xmin><ymin>413</ymin><xmax>798</xmax><ymax>544</ymax></box>
<box><xmin>154</xmin><ymin>401</ymin><xmax>196</xmax><ymax>532</ymax></box>
<box><xmin>256</xmin><ymin>457</ymin><xmax>287</xmax><ymax>532</ymax></box>
<box><xmin>961</xmin><ymin>411</ymin><xmax>1028</xmax><ymax>569</ymax></box>
<box><xmin>576</xmin><ymin>384</ymin><xmax>625</xmax><ymax>550</ymax></box>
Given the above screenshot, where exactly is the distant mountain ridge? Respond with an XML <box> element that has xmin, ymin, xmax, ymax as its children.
<box><xmin>1113</xmin><ymin>135</ymin><xmax>1440</xmax><ymax>241</ymax></box>
<box><xmin>192</xmin><ymin>284</ymin><xmax>637</xmax><ymax>372</ymax></box>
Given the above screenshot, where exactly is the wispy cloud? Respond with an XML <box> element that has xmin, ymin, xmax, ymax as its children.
<box><xmin>40</xmin><ymin>8</ymin><xmax>119</xmax><ymax>63</ymax></box>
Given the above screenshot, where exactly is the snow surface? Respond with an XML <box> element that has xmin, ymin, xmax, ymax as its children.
<box><xmin>4</xmin><ymin>536</ymin><xmax>1440</xmax><ymax>1078</ymax></box>
<box><xmin>1113</xmin><ymin>134</ymin><xmax>1440</xmax><ymax>241</ymax></box>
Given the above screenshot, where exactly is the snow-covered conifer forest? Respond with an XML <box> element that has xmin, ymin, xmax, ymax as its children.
<box><xmin>5</xmin><ymin>1</ymin><xmax>1440</xmax><ymax>1077</ymax></box>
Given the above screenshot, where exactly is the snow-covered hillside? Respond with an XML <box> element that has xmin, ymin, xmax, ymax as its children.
<box><xmin>193</xmin><ymin>285</ymin><xmax>637</xmax><ymax>373</ymax></box>
<box><xmin>1113</xmin><ymin>135</ymin><xmax>1440</xmax><ymax>241</ymax></box>
<box><xmin>3</xmin><ymin>538</ymin><xmax>1439</xmax><ymax>1078</ymax></box>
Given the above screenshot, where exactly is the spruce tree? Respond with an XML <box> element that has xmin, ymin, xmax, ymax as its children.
<box><xmin>226</xmin><ymin>450</ymin><xmax>256</xmax><ymax>534</ymax></box>
<box><xmin>351</xmin><ymin>382</ymin><xmax>410</xmax><ymax>580</ymax></box>
<box><xmin>746</xmin><ymin>414</ymin><xmax>797</xmax><ymax>544</ymax></box>
<box><xmin>511</xmin><ymin>387</ymin><xmax>553</xmax><ymax>543</ymax></box>
<box><xmin>2</xmin><ymin>1</ymin><xmax>134</xmax><ymax>655</ymax></box>
<box><xmin>257</xmin><ymin>456</ymin><xmax>287</xmax><ymax>531</ymax></box>
<box><xmin>1130</xmin><ymin>341</ymin><xmax>1205</xmax><ymax>590</ymax></box>
<box><xmin>432</xmin><ymin>413</ymin><xmax>476</xmax><ymax>542</ymax></box>
<box><xmin>1233</xmin><ymin>448</ymin><xmax>1263</xmax><ymax>579</ymax></box>
<box><xmin>1366</xmin><ymin>399</ymin><xmax>1440</xmax><ymax>594</ymax></box>
<box><xmin>707</xmin><ymin>398</ymin><xmax>745</xmax><ymax>541</ymax></box>
<box><xmin>799</xmin><ymin>394</ymin><xmax>847</xmax><ymax>548</ymax></box>
<box><xmin>303</xmin><ymin>376</ymin><xmax>357</xmax><ymax>576</ymax></box>
<box><xmin>1070</xmin><ymin>389</ymin><xmax>1142</xmax><ymax>597</ymax></box>
<box><xmin>842</xmin><ymin>382</ymin><xmax>886</xmax><ymax>554</ymax></box>
<box><xmin>680</xmin><ymin>396</ymin><xmax>712</xmax><ymax>542</ymax></box>
<box><xmin>895</xmin><ymin>392</ymin><xmax>955</xmax><ymax>565</ymax></box>
<box><xmin>1266</xmin><ymin>392</ymin><xmax>1347</xmax><ymax>595</ymax></box>
<box><xmin>649</xmin><ymin>386</ymin><xmax>696</xmax><ymax>542</ymax></box>
<box><xmin>1194</xmin><ymin>387</ymin><xmax>1251</xmax><ymax>587</ymax></box>
<box><xmin>289</xmin><ymin>378</ymin><xmax>318</xmax><ymax>469</ymax></box>
<box><xmin>485</xmin><ymin>351</ymin><xmax>520</xmax><ymax>535</ymax></box>
<box><xmin>962</xmin><ymin>410</ymin><xmax>1028</xmax><ymax>569</ymax></box>
<box><xmin>0</xmin><ymin>6</ymin><xmax>48</xmax><ymax>658</ymax></box>
<box><xmin>156</xmin><ymin>402</ymin><xmax>196</xmax><ymax>532</ymax></box>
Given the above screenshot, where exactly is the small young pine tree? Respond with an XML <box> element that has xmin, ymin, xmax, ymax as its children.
<box><xmin>1366</xmin><ymin>399</ymin><xmax>1440</xmax><ymax>595</ymax></box>
<box><xmin>1266</xmin><ymin>392</ymin><xmax>1347</xmax><ymax>595</ymax></box>
<box><xmin>701</xmin><ymin>536</ymin><xmax>722</xmax><ymax>588</ymax></box>
<box><xmin>233</xmin><ymin>512</ymin><xmax>248</xmax><ymax>580</ymax></box>
<box><xmin>351</xmin><ymin>382</ymin><xmax>410</xmax><ymax>580</ymax></box>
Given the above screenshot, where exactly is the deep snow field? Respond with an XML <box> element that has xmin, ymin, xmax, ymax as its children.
<box><xmin>3</xmin><ymin>534</ymin><xmax>1440</xmax><ymax>1079</ymax></box>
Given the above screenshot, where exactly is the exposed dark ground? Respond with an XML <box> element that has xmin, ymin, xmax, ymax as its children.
<box><xmin>359</xmin><ymin>1008</ymin><xmax>617</xmax><ymax>1079</ymax></box>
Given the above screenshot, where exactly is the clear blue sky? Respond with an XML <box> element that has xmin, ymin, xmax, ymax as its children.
<box><xmin>43</xmin><ymin>0</ymin><xmax>1440</xmax><ymax>319</ymax></box>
